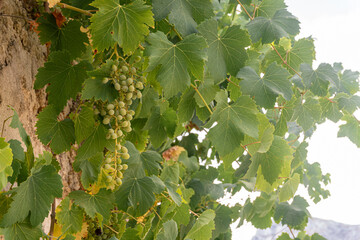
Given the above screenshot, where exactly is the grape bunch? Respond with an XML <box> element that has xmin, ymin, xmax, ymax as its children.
<box><xmin>84</xmin><ymin>212</ymin><xmax>121</xmax><ymax>240</ymax></box>
<box><xmin>94</xmin><ymin>57</ymin><xmax>145</xmax><ymax>188</ymax></box>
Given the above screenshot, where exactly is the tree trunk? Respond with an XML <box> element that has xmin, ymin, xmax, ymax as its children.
<box><xmin>0</xmin><ymin>0</ymin><xmax>81</xmax><ymax>234</ymax></box>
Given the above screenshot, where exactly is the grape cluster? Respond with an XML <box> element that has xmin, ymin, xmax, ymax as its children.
<box><xmin>94</xmin><ymin>57</ymin><xmax>145</xmax><ymax>188</ymax></box>
<box><xmin>84</xmin><ymin>212</ymin><xmax>121</xmax><ymax>240</ymax></box>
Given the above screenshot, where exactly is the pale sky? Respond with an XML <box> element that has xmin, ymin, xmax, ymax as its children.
<box><xmin>231</xmin><ymin>0</ymin><xmax>360</xmax><ymax>239</ymax></box>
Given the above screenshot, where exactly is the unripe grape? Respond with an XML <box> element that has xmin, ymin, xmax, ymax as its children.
<box><xmin>106</xmin><ymin>176</ymin><xmax>112</xmax><ymax>182</ymax></box>
<box><xmin>135</xmin><ymin>82</ymin><xmax>143</xmax><ymax>90</ymax></box>
<box><xmin>137</xmin><ymin>91</ymin><xmax>142</xmax><ymax>98</ymax></box>
<box><xmin>115</xmin><ymin>178</ymin><xmax>122</xmax><ymax>185</ymax></box>
<box><xmin>126</xmin><ymin>92</ymin><xmax>133</xmax><ymax>100</ymax></box>
<box><xmin>121</xmin><ymin>146</ymin><xmax>128</xmax><ymax>153</ymax></box>
<box><xmin>114</xmin><ymin>83</ymin><xmax>121</xmax><ymax>90</ymax></box>
<box><xmin>102</xmin><ymin>77</ymin><xmax>109</xmax><ymax>84</ymax></box>
<box><xmin>117</xmin><ymin>115</ymin><xmax>123</xmax><ymax>121</ymax></box>
<box><xmin>127</xmin><ymin>78</ymin><xmax>133</xmax><ymax>85</ymax></box>
<box><xmin>122</xmin><ymin>164</ymin><xmax>128</xmax><ymax>170</ymax></box>
<box><xmin>112</xmin><ymin>64</ymin><xmax>118</xmax><ymax>72</ymax></box>
<box><xmin>104</xmin><ymin>228</ymin><xmax>110</xmax><ymax>234</ymax></box>
<box><xmin>115</xmin><ymin>143</ymin><xmax>121</xmax><ymax>150</ymax></box>
<box><xmin>118</xmin><ymin>101</ymin><xmax>125</xmax><ymax>108</ymax></box>
<box><xmin>103</xmin><ymin>118</ymin><xmax>110</xmax><ymax>124</ymax></box>
<box><xmin>121</xmin><ymin>121</ymin><xmax>129</xmax><ymax>128</ymax></box>
<box><xmin>104</xmin><ymin>164</ymin><xmax>111</xmax><ymax>170</ymax></box>
<box><xmin>117</xmin><ymin>164</ymin><xmax>123</xmax><ymax>170</ymax></box>
<box><xmin>105</xmin><ymin>157</ymin><xmax>112</xmax><ymax>164</ymax></box>
<box><xmin>100</xmin><ymin>109</ymin><xmax>107</xmax><ymax>116</ymax></box>
<box><xmin>102</xmin><ymin>234</ymin><xmax>108</xmax><ymax>239</ymax></box>
<box><xmin>94</xmin><ymin>108</ymin><xmax>100</xmax><ymax>115</ymax></box>
<box><xmin>117</xmin><ymin>129</ymin><xmax>123</xmax><ymax>137</ymax></box>
<box><xmin>122</xmin><ymin>86</ymin><xmax>128</xmax><ymax>92</ymax></box>
<box><xmin>124</xmin><ymin>126</ymin><xmax>132</xmax><ymax>132</ymax></box>
<box><xmin>126</xmin><ymin>114</ymin><xmax>133</xmax><ymax>121</ymax></box>
<box><xmin>121</xmin><ymin>80</ymin><xmax>127</xmax><ymax>86</ymax></box>
<box><xmin>126</xmin><ymin>99</ymin><xmax>132</xmax><ymax>105</ymax></box>
<box><xmin>120</xmin><ymin>108</ymin><xmax>127</xmax><ymax>116</ymax></box>
<box><xmin>120</xmin><ymin>75</ymin><xmax>127</xmax><ymax>81</ymax></box>
<box><xmin>121</xmin><ymin>66</ymin><xmax>129</xmax><ymax>73</ymax></box>
<box><xmin>111</xmin><ymin>133</ymin><xmax>117</xmax><ymax>139</ymax></box>
<box><xmin>108</xmin><ymin>109</ymin><xmax>115</xmax><ymax>115</ymax></box>
<box><xmin>134</xmin><ymin>56</ymin><xmax>141</xmax><ymax>62</ymax></box>
<box><xmin>130</xmin><ymin>67</ymin><xmax>137</xmax><ymax>74</ymax></box>
<box><xmin>121</xmin><ymin>153</ymin><xmax>130</xmax><ymax>159</ymax></box>
<box><xmin>106</xmin><ymin>133</ymin><xmax>111</xmax><ymax>140</ymax></box>
<box><xmin>107</xmin><ymin>104</ymin><xmax>114</xmax><ymax>110</ymax></box>
<box><xmin>108</xmin><ymin>129</ymin><xmax>114</xmax><ymax>134</ymax></box>
<box><xmin>128</xmin><ymin>110</ymin><xmax>135</xmax><ymax>116</ymax></box>
<box><xmin>139</xmin><ymin>76</ymin><xmax>146</xmax><ymax>82</ymax></box>
<box><xmin>128</xmin><ymin>85</ymin><xmax>135</xmax><ymax>92</ymax></box>
<box><xmin>116</xmin><ymin>158</ymin><xmax>122</xmax><ymax>164</ymax></box>
<box><xmin>117</xmin><ymin>171</ymin><xmax>123</xmax><ymax>178</ymax></box>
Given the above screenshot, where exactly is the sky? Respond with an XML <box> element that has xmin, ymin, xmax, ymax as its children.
<box><xmin>231</xmin><ymin>0</ymin><xmax>360</xmax><ymax>239</ymax></box>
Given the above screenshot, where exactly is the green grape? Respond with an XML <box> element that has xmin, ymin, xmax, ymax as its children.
<box><xmin>106</xmin><ymin>176</ymin><xmax>112</xmax><ymax>182</ymax></box>
<box><xmin>115</xmin><ymin>178</ymin><xmax>122</xmax><ymax>185</ymax></box>
<box><xmin>104</xmin><ymin>164</ymin><xmax>111</xmax><ymax>170</ymax></box>
<box><xmin>100</xmin><ymin>109</ymin><xmax>107</xmax><ymax>116</ymax></box>
<box><xmin>120</xmin><ymin>108</ymin><xmax>127</xmax><ymax>116</ymax></box>
<box><xmin>88</xmin><ymin>236</ymin><xmax>95</xmax><ymax>240</ymax></box>
<box><xmin>130</xmin><ymin>67</ymin><xmax>137</xmax><ymax>74</ymax></box>
<box><xmin>102</xmin><ymin>118</ymin><xmax>110</xmax><ymax>125</ymax></box>
<box><xmin>117</xmin><ymin>115</ymin><xmax>123</xmax><ymax>121</ymax></box>
<box><xmin>115</xmin><ymin>143</ymin><xmax>121</xmax><ymax>150</ymax></box>
<box><xmin>108</xmin><ymin>129</ymin><xmax>114</xmax><ymax>134</ymax></box>
<box><xmin>125</xmin><ymin>114</ymin><xmax>133</xmax><ymax>121</ymax></box>
<box><xmin>135</xmin><ymin>82</ymin><xmax>143</xmax><ymax>90</ymax></box>
<box><xmin>121</xmin><ymin>66</ymin><xmax>129</xmax><ymax>73</ymax></box>
<box><xmin>102</xmin><ymin>77</ymin><xmax>109</xmax><ymax>84</ymax></box>
<box><xmin>120</xmin><ymin>75</ymin><xmax>127</xmax><ymax>81</ymax></box>
<box><xmin>102</xmin><ymin>234</ymin><xmax>108</xmax><ymax>239</ymax></box>
<box><xmin>116</xmin><ymin>158</ymin><xmax>122</xmax><ymax>164</ymax></box>
<box><xmin>118</xmin><ymin>101</ymin><xmax>125</xmax><ymax>108</ymax></box>
<box><xmin>124</xmin><ymin>126</ymin><xmax>132</xmax><ymax>132</ymax></box>
<box><xmin>122</xmin><ymin>85</ymin><xmax>129</xmax><ymax>92</ymax></box>
<box><xmin>128</xmin><ymin>110</ymin><xmax>135</xmax><ymax>116</ymax></box>
<box><xmin>108</xmin><ymin>109</ymin><xmax>115</xmax><ymax>116</ymax></box>
<box><xmin>126</xmin><ymin>92</ymin><xmax>133</xmax><ymax>100</ymax></box>
<box><xmin>94</xmin><ymin>108</ymin><xmax>100</xmax><ymax>115</ymax></box>
<box><xmin>112</xmin><ymin>65</ymin><xmax>118</xmax><ymax>72</ymax></box>
<box><xmin>111</xmin><ymin>133</ymin><xmax>117</xmax><ymax>139</ymax></box>
<box><xmin>121</xmin><ymin>146</ymin><xmax>128</xmax><ymax>153</ymax></box>
<box><xmin>126</xmin><ymin>99</ymin><xmax>132</xmax><ymax>105</ymax></box>
<box><xmin>126</xmin><ymin>78</ymin><xmax>133</xmax><ymax>85</ymax></box>
<box><xmin>128</xmin><ymin>85</ymin><xmax>135</xmax><ymax>92</ymax></box>
<box><xmin>122</xmin><ymin>164</ymin><xmax>128</xmax><ymax>170</ymax></box>
<box><xmin>121</xmin><ymin>121</ymin><xmax>129</xmax><ymax>128</ymax></box>
<box><xmin>107</xmin><ymin>104</ymin><xmax>114</xmax><ymax>110</ymax></box>
<box><xmin>104</xmin><ymin>228</ymin><xmax>110</xmax><ymax>234</ymax></box>
<box><xmin>114</xmin><ymin>83</ymin><xmax>121</xmax><ymax>90</ymax></box>
<box><xmin>117</xmin><ymin>165</ymin><xmax>123</xmax><ymax>170</ymax></box>
<box><xmin>106</xmin><ymin>133</ymin><xmax>111</xmax><ymax>140</ymax></box>
<box><xmin>121</xmin><ymin>80</ymin><xmax>127</xmax><ymax>86</ymax></box>
<box><xmin>134</xmin><ymin>56</ymin><xmax>141</xmax><ymax>62</ymax></box>
<box><xmin>105</xmin><ymin>157</ymin><xmax>112</xmax><ymax>164</ymax></box>
<box><xmin>137</xmin><ymin>91</ymin><xmax>142</xmax><ymax>98</ymax></box>
<box><xmin>117</xmin><ymin>129</ymin><xmax>123</xmax><ymax>137</ymax></box>
<box><xmin>139</xmin><ymin>76</ymin><xmax>146</xmax><ymax>82</ymax></box>
<box><xmin>121</xmin><ymin>153</ymin><xmax>130</xmax><ymax>159</ymax></box>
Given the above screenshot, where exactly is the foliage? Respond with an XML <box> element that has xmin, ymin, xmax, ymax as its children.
<box><xmin>1</xmin><ymin>0</ymin><xmax>359</xmax><ymax>239</ymax></box>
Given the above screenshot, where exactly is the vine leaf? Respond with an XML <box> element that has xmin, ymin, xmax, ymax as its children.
<box><xmin>156</xmin><ymin>220</ymin><xmax>178</xmax><ymax>240</ymax></box>
<box><xmin>279</xmin><ymin>173</ymin><xmax>300</xmax><ymax>202</ymax></box>
<box><xmin>34</xmin><ymin>51</ymin><xmax>91</xmax><ymax>113</ymax></box>
<box><xmin>335</xmin><ymin>93</ymin><xmax>360</xmax><ymax>114</ymax></box>
<box><xmin>238</xmin><ymin>63</ymin><xmax>292</xmax><ymax>108</ymax></box>
<box><xmin>319</xmin><ymin>98</ymin><xmax>343</xmax><ymax>123</ymax></box>
<box><xmin>36</xmin><ymin>105</ymin><xmax>75</xmax><ymax>154</ymax></box>
<box><xmin>178</xmin><ymin>88</ymin><xmax>196</xmax><ymax>123</ymax></box>
<box><xmin>184</xmin><ymin>209</ymin><xmax>216</xmax><ymax>240</ymax></box>
<box><xmin>198</xmin><ymin>19</ymin><xmax>251</xmax><ymax>82</ymax></box>
<box><xmin>246</xmin><ymin>9</ymin><xmax>300</xmax><ymax>44</ymax></box>
<box><xmin>292</xmin><ymin>96</ymin><xmax>321</xmax><ymax>131</ymax></box>
<box><xmin>82</xmin><ymin>60</ymin><xmax>120</xmax><ymax>102</ymax></box>
<box><xmin>69</xmin><ymin>189</ymin><xmax>115</xmax><ymax>223</ymax></box>
<box><xmin>256</xmin><ymin>0</ymin><xmax>287</xmax><ymax>18</ymax></box>
<box><xmin>74</xmin><ymin>106</ymin><xmax>96</xmax><ymax>143</ymax></box>
<box><xmin>37</xmin><ymin>13</ymin><xmax>88</xmax><ymax>58</ymax></box>
<box><xmin>145</xmin><ymin>32</ymin><xmax>207</xmax><ymax>98</ymax></box>
<box><xmin>339</xmin><ymin>69</ymin><xmax>360</xmax><ymax>94</ymax></box>
<box><xmin>90</xmin><ymin>0</ymin><xmax>154</xmax><ymax>53</ymax></box>
<box><xmin>338</xmin><ymin>115</ymin><xmax>360</xmax><ymax>147</ymax></box>
<box><xmin>0</xmin><ymin>138</ymin><xmax>13</xmax><ymax>190</ymax></box>
<box><xmin>1</xmin><ymin>165</ymin><xmax>62</xmax><ymax>227</ymax></box>
<box><xmin>274</xmin><ymin>196</ymin><xmax>309</xmax><ymax>229</ymax></box>
<box><xmin>74</xmin><ymin>152</ymin><xmax>103</xmax><ymax>189</ymax></box>
<box><xmin>56</xmin><ymin>197</ymin><xmax>84</xmax><ymax>234</ymax></box>
<box><xmin>207</xmin><ymin>92</ymin><xmax>259</xmax><ymax>156</ymax></box>
<box><xmin>152</xmin><ymin>0</ymin><xmax>214</xmax><ymax>36</ymax></box>
<box><xmin>2</xmin><ymin>220</ymin><xmax>42</xmax><ymax>240</ymax></box>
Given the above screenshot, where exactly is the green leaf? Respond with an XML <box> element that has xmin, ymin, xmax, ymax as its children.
<box><xmin>301</xmin><ymin>63</ymin><xmax>339</xmax><ymax>96</ymax></box>
<box><xmin>74</xmin><ymin>106</ymin><xmax>96</xmax><ymax>143</ymax></box>
<box><xmin>82</xmin><ymin>60</ymin><xmax>120</xmax><ymax>102</ymax></box>
<box><xmin>266</xmin><ymin>38</ymin><xmax>315</xmax><ymax>71</ymax></box>
<box><xmin>138</xmin><ymin>87</ymin><xmax>159</xmax><ymax>118</ymax></box>
<box><xmin>246</xmin><ymin>9</ymin><xmax>300</xmax><ymax>44</ymax></box>
<box><xmin>172</xmin><ymin>204</ymin><xmax>191</xmax><ymax>226</ymax></box>
<box><xmin>145</xmin><ymin>32</ymin><xmax>207</xmax><ymax>98</ymax></box>
<box><xmin>207</xmin><ymin>92</ymin><xmax>259</xmax><ymax>156</ymax></box>
<box><xmin>274</xmin><ymin>195</ymin><xmax>309</xmax><ymax>229</ymax></box>
<box><xmin>338</xmin><ymin>115</ymin><xmax>360</xmax><ymax>147</ymax></box>
<box><xmin>339</xmin><ymin>69</ymin><xmax>360</xmax><ymax>94</ymax></box>
<box><xmin>292</xmin><ymin>96</ymin><xmax>321</xmax><ymax>131</ymax></box>
<box><xmin>277</xmin><ymin>233</ymin><xmax>292</xmax><ymax>240</ymax></box>
<box><xmin>194</xmin><ymin>81</ymin><xmax>220</xmax><ymax>108</ymax></box>
<box><xmin>213</xmin><ymin>205</ymin><xmax>232</xmax><ymax>237</ymax></box>
<box><xmin>37</xmin><ymin>13</ymin><xmax>88</xmax><ymax>58</ymax></box>
<box><xmin>198</xmin><ymin>19</ymin><xmax>251</xmax><ymax>81</ymax></box>
<box><xmin>336</xmin><ymin>93</ymin><xmax>360</xmax><ymax>114</ymax></box>
<box><xmin>1</xmin><ymin>165</ymin><xmax>62</xmax><ymax>227</ymax></box>
<box><xmin>56</xmin><ymin>197</ymin><xmax>84</xmax><ymax>234</ymax></box>
<box><xmin>124</xmin><ymin>141</ymin><xmax>162</xmax><ymax>176</ymax></box>
<box><xmin>178</xmin><ymin>88</ymin><xmax>196</xmax><ymax>123</ymax></box>
<box><xmin>34</xmin><ymin>51</ymin><xmax>90</xmax><ymax>113</ymax></box>
<box><xmin>319</xmin><ymin>98</ymin><xmax>343</xmax><ymax>123</ymax></box>
<box><xmin>253</xmin><ymin>136</ymin><xmax>292</xmax><ymax>184</ymax></box>
<box><xmin>0</xmin><ymin>138</ymin><xmax>13</xmax><ymax>174</ymax></box>
<box><xmin>2</xmin><ymin>220</ymin><xmax>42</xmax><ymax>240</ymax></box>
<box><xmin>143</xmin><ymin>106</ymin><xmax>178</xmax><ymax>148</ymax></box>
<box><xmin>153</xmin><ymin>0</ymin><xmax>213</xmax><ymax>36</ymax></box>
<box><xmin>185</xmin><ymin>209</ymin><xmax>216</xmax><ymax>240</ymax></box>
<box><xmin>156</xmin><ymin>220</ymin><xmax>178</xmax><ymax>240</ymax></box>
<box><xmin>115</xmin><ymin>174</ymin><xmax>156</xmax><ymax>215</ymax></box>
<box><xmin>9</xmin><ymin>107</ymin><xmax>31</xmax><ymax>148</ymax></box>
<box><xmin>69</xmin><ymin>189</ymin><xmax>114</xmax><ymax>222</ymax></box>
<box><xmin>76</xmin><ymin>152</ymin><xmax>103</xmax><ymax>188</ymax></box>
<box><xmin>256</xmin><ymin>0</ymin><xmax>287</xmax><ymax>18</ymax></box>
<box><xmin>36</xmin><ymin>105</ymin><xmax>75</xmax><ymax>154</ymax></box>
<box><xmin>238</xmin><ymin>63</ymin><xmax>292</xmax><ymax>108</ymax></box>
<box><xmin>279</xmin><ymin>173</ymin><xmax>300</xmax><ymax>202</ymax></box>
<box><xmin>90</xmin><ymin>0</ymin><xmax>154</xmax><ymax>53</ymax></box>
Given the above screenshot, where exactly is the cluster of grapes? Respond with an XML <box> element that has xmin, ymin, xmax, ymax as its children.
<box><xmin>84</xmin><ymin>212</ymin><xmax>121</xmax><ymax>240</ymax></box>
<box><xmin>94</xmin><ymin>57</ymin><xmax>145</xmax><ymax>188</ymax></box>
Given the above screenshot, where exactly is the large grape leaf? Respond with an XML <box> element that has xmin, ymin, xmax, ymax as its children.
<box><xmin>37</xmin><ymin>13</ymin><xmax>88</xmax><ymax>58</ymax></box>
<box><xmin>339</xmin><ymin>69</ymin><xmax>360</xmax><ymax>94</ymax></box>
<box><xmin>292</xmin><ymin>96</ymin><xmax>321</xmax><ymax>131</ymax></box>
<box><xmin>69</xmin><ymin>189</ymin><xmax>114</xmax><ymax>222</ymax></box>
<box><xmin>256</xmin><ymin>0</ymin><xmax>287</xmax><ymax>18</ymax></box>
<box><xmin>253</xmin><ymin>136</ymin><xmax>292</xmax><ymax>184</ymax></box>
<box><xmin>246</xmin><ymin>9</ymin><xmax>300</xmax><ymax>44</ymax></box>
<box><xmin>56</xmin><ymin>197</ymin><xmax>84</xmax><ymax>234</ymax></box>
<box><xmin>123</xmin><ymin>142</ymin><xmax>162</xmax><ymax>176</ymax></box>
<box><xmin>36</xmin><ymin>105</ymin><xmax>75</xmax><ymax>154</ymax></box>
<box><xmin>274</xmin><ymin>196</ymin><xmax>309</xmax><ymax>229</ymax></box>
<box><xmin>74</xmin><ymin>106</ymin><xmax>95</xmax><ymax>143</ymax></box>
<box><xmin>279</xmin><ymin>173</ymin><xmax>300</xmax><ymax>202</ymax></box>
<box><xmin>2</xmin><ymin>220</ymin><xmax>42</xmax><ymax>240</ymax></box>
<box><xmin>266</xmin><ymin>38</ymin><xmax>315</xmax><ymax>71</ymax></box>
<box><xmin>207</xmin><ymin>92</ymin><xmax>259</xmax><ymax>156</ymax></box>
<box><xmin>90</xmin><ymin>0</ymin><xmax>154</xmax><ymax>53</ymax></box>
<box><xmin>338</xmin><ymin>115</ymin><xmax>360</xmax><ymax>147</ymax></box>
<box><xmin>82</xmin><ymin>60</ymin><xmax>120</xmax><ymax>102</ymax></box>
<box><xmin>145</xmin><ymin>32</ymin><xmax>207</xmax><ymax>98</ymax></box>
<box><xmin>184</xmin><ymin>209</ymin><xmax>215</xmax><ymax>240</ymax></box>
<box><xmin>34</xmin><ymin>51</ymin><xmax>90</xmax><ymax>113</ymax></box>
<box><xmin>301</xmin><ymin>63</ymin><xmax>339</xmax><ymax>96</ymax></box>
<box><xmin>152</xmin><ymin>0</ymin><xmax>213</xmax><ymax>36</ymax></box>
<box><xmin>9</xmin><ymin>107</ymin><xmax>31</xmax><ymax>148</ymax></box>
<box><xmin>0</xmin><ymin>138</ymin><xmax>13</xmax><ymax>190</ymax></box>
<box><xmin>319</xmin><ymin>98</ymin><xmax>343</xmax><ymax>123</ymax></box>
<box><xmin>198</xmin><ymin>19</ymin><xmax>251</xmax><ymax>81</ymax></box>
<box><xmin>74</xmin><ymin>152</ymin><xmax>103</xmax><ymax>188</ymax></box>
<box><xmin>156</xmin><ymin>220</ymin><xmax>178</xmax><ymax>240</ymax></box>
<box><xmin>1</xmin><ymin>165</ymin><xmax>62</xmax><ymax>227</ymax></box>
<box><xmin>238</xmin><ymin>63</ymin><xmax>292</xmax><ymax>108</ymax></box>
<box><xmin>335</xmin><ymin>93</ymin><xmax>360</xmax><ymax>114</ymax></box>
<box><xmin>178</xmin><ymin>88</ymin><xmax>196</xmax><ymax>123</ymax></box>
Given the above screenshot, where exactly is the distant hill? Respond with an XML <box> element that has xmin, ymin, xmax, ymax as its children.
<box><xmin>252</xmin><ymin>218</ymin><xmax>360</xmax><ymax>240</ymax></box>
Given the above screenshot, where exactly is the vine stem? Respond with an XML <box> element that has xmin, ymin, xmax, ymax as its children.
<box><xmin>288</xmin><ymin>226</ymin><xmax>296</xmax><ymax>238</ymax></box>
<box><xmin>190</xmin><ymin>83</ymin><xmax>213</xmax><ymax>115</ymax></box>
<box><xmin>236</xmin><ymin>0</ymin><xmax>254</xmax><ymax>20</ymax></box>
<box><xmin>189</xmin><ymin>209</ymin><xmax>199</xmax><ymax>217</ymax></box>
<box><xmin>227</xmin><ymin>77</ymin><xmax>240</xmax><ymax>88</ymax></box>
<box><xmin>1</xmin><ymin>116</ymin><xmax>12</xmax><ymax>138</ymax></box>
<box><xmin>164</xmin><ymin>19</ymin><xmax>183</xmax><ymax>40</ymax></box>
<box><xmin>56</xmin><ymin>3</ymin><xmax>93</xmax><ymax>17</ymax></box>
<box><xmin>241</xmin><ymin>144</ymin><xmax>252</xmax><ymax>157</ymax></box>
<box><xmin>49</xmin><ymin>201</ymin><xmax>56</xmax><ymax>240</ymax></box>
<box><xmin>104</xmin><ymin>224</ymin><xmax>119</xmax><ymax>234</ymax></box>
<box><xmin>270</xmin><ymin>44</ymin><xmax>303</xmax><ymax>79</ymax></box>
